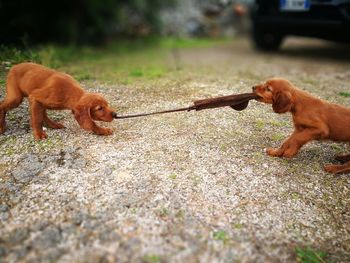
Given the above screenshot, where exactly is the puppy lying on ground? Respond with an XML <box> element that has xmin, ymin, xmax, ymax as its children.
<box><xmin>0</xmin><ymin>63</ymin><xmax>117</xmax><ymax>140</ymax></box>
<box><xmin>253</xmin><ymin>78</ymin><xmax>350</xmax><ymax>174</ymax></box>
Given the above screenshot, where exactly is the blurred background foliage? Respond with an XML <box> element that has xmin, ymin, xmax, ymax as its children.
<box><xmin>0</xmin><ymin>0</ymin><xmax>248</xmax><ymax>79</ymax></box>
<box><xmin>0</xmin><ymin>0</ymin><xmax>176</xmax><ymax>45</ymax></box>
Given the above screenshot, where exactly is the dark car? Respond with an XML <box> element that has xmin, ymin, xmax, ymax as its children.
<box><xmin>250</xmin><ymin>0</ymin><xmax>350</xmax><ymax>50</ymax></box>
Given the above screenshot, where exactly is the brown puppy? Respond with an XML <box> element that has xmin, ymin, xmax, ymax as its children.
<box><xmin>253</xmin><ymin>78</ymin><xmax>350</xmax><ymax>174</ymax></box>
<box><xmin>0</xmin><ymin>63</ymin><xmax>117</xmax><ymax>140</ymax></box>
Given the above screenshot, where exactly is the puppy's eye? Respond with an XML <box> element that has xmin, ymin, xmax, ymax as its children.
<box><xmin>96</xmin><ymin>106</ymin><xmax>103</xmax><ymax>111</ymax></box>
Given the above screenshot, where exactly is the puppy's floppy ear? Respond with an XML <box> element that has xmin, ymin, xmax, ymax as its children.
<box><xmin>272</xmin><ymin>91</ymin><xmax>292</xmax><ymax>113</ymax></box>
<box><xmin>73</xmin><ymin>104</ymin><xmax>94</xmax><ymax>131</ymax></box>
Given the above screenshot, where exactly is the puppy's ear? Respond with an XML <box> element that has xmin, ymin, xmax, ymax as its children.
<box><xmin>73</xmin><ymin>104</ymin><xmax>94</xmax><ymax>131</ymax></box>
<box><xmin>272</xmin><ymin>91</ymin><xmax>292</xmax><ymax>113</ymax></box>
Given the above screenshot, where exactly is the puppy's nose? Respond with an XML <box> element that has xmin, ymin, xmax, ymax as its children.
<box><xmin>112</xmin><ymin>112</ymin><xmax>118</xmax><ymax>118</ymax></box>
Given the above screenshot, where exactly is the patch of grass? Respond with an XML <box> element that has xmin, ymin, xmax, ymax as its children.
<box><xmin>213</xmin><ymin>230</ymin><xmax>230</xmax><ymax>243</ymax></box>
<box><xmin>147</xmin><ymin>68</ymin><xmax>165</xmax><ymax>78</ymax></box>
<box><xmin>220</xmin><ymin>143</ymin><xmax>229</xmax><ymax>151</ymax></box>
<box><xmin>28</xmin><ymin>135</ymin><xmax>62</xmax><ymax>151</ymax></box>
<box><xmin>232</xmin><ymin>223</ymin><xmax>243</xmax><ymax>229</ymax></box>
<box><xmin>0</xmin><ymin>37</ymin><xmax>230</xmax><ymax>88</ymax></box>
<box><xmin>158</xmin><ymin>207</ymin><xmax>169</xmax><ymax>217</ymax></box>
<box><xmin>255</xmin><ymin>119</ymin><xmax>265</xmax><ymax>130</ymax></box>
<box><xmin>175</xmin><ymin>209</ymin><xmax>184</xmax><ymax>219</ymax></box>
<box><xmin>36</xmin><ymin>45</ymin><xmax>61</xmax><ymax>67</ymax></box>
<box><xmin>129</xmin><ymin>68</ymin><xmax>144</xmax><ymax>77</ymax></box>
<box><xmin>330</xmin><ymin>143</ymin><xmax>344</xmax><ymax>153</ymax></box>
<box><xmin>168</xmin><ymin>173</ymin><xmax>177</xmax><ymax>180</ymax></box>
<box><xmin>339</xmin><ymin>92</ymin><xmax>350</xmax><ymax>98</ymax></box>
<box><xmin>296</xmin><ymin>247</ymin><xmax>327</xmax><ymax>263</ymax></box>
<box><xmin>291</xmin><ymin>192</ymin><xmax>300</xmax><ymax>200</ymax></box>
<box><xmin>0</xmin><ymin>45</ymin><xmax>40</xmax><ymax>65</ymax></box>
<box><xmin>129</xmin><ymin>67</ymin><xmax>166</xmax><ymax>79</ymax></box>
<box><xmin>73</xmin><ymin>72</ymin><xmax>92</xmax><ymax>81</ymax></box>
<box><xmin>301</xmin><ymin>77</ymin><xmax>320</xmax><ymax>86</ymax></box>
<box><xmin>32</xmin><ymin>138</ymin><xmax>55</xmax><ymax>153</ymax></box>
<box><xmin>269</xmin><ymin>120</ymin><xmax>289</xmax><ymax>127</ymax></box>
<box><xmin>120</xmin><ymin>78</ymin><xmax>131</xmax><ymax>85</ymax></box>
<box><xmin>255</xmin><ymin>119</ymin><xmax>289</xmax><ymax>131</ymax></box>
<box><xmin>271</xmin><ymin>133</ymin><xmax>285</xmax><ymax>142</ymax></box>
<box><xmin>0</xmin><ymin>37</ymin><xmax>229</xmax><ymax>84</ymax></box>
<box><xmin>2</xmin><ymin>146</ymin><xmax>15</xmax><ymax>157</ymax></box>
<box><xmin>282</xmin><ymin>159</ymin><xmax>292</xmax><ymax>165</ymax></box>
<box><xmin>142</xmin><ymin>254</ymin><xmax>161</xmax><ymax>263</ymax></box>
<box><xmin>286</xmin><ymin>166</ymin><xmax>299</xmax><ymax>174</ymax></box>
<box><xmin>252</xmin><ymin>152</ymin><xmax>264</xmax><ymax>159</ymax></box>
<box><xmin>0</xmin><ymin>136</ymin><xmax>18</xmax><ymax>157</ymax></box>
<box><xmin>6</xmin><ymin>111</ymin><xmax>18</xmax><ymax>121</ymax></box>
<box><xmin>0</xmin><ymin>44</ymin><xmax>79</xmax><ymax>69</ymax></box>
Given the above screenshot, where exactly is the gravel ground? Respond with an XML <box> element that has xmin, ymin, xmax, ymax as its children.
<box><xmin>0</xmin><ymin>38</ymin><xmax>350</xmax><ymax>262</ymax></box>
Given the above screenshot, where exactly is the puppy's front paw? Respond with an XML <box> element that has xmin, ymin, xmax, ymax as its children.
<box><xmin>282</xmin><ymin>148</ymin><xmax>297</xmax><ymax>158</ymax></box>
<box><xmin>97</xmin><ymin>128</ymin><xmax>113</xmax><ymax>136</ymax></box>
<box><xmin>103</xmin><ymin>128</ymin><xmax>113</xmax><ymax>136</ymax></box>
<box><xmin>34</xmin><ymin>131</ymin><xmax>48</xmax><ymax>140</ymax></box>
<box><xmin>266</xmin><ymin>148</ymin><xmax>282</xmax><ymax>157</ymax></box>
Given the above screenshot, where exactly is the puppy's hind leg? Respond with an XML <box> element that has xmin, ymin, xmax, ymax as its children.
<box><xmin>325</xmin><ymin>161</ymin><xmax>350</xmax><ymax>174</ymax></box>
<box><xmin>43</xmin><ymin>110</ymin><xmax>65</xmax><ymax>129</ymax></box>
<box><xmin>0</xmin><ymin>73</ymin><xmax>24</xmax><ymax>134</ymax></box>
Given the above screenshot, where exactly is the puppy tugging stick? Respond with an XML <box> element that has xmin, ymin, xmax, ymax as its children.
<box><xmin>114</xmin><ymin>92</ymin><xmax>260</xmax><ymax>119</ymax></box>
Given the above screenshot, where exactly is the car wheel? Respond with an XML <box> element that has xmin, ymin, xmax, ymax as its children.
<box><xmin>252</xmin><ymin>26</ymin><xmax>284</xmax><ymax>51</ymax></box>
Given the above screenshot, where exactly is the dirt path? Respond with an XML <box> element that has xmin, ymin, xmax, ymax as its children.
<box><xmin>0</xmin><ymin>38</ymin><xmax>350</xmax><ymax>262</ymax></box>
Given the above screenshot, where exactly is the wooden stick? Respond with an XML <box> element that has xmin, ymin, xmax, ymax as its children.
<box><xmin>114</xmin><ymin>92</ymin><xmax>260</xmax><ymax>119</ymax></box>
<box><xmin>192</xmin><ymin>92</ymin><xmax>260</xmax><ymax>111</ymax></box>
